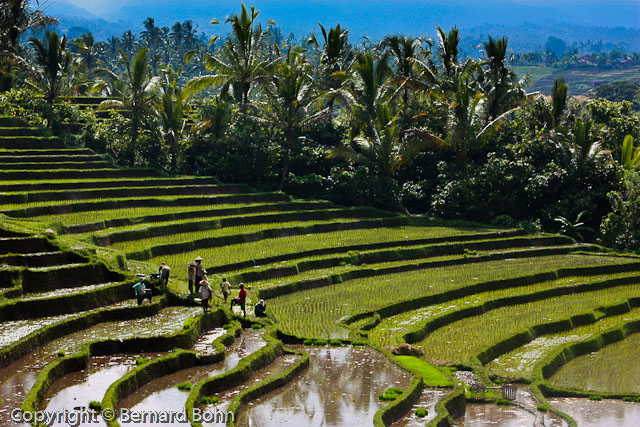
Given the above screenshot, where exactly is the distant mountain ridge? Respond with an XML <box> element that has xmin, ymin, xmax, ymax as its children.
<box><xmin>45</xmin><ymin>0</ymin><xmax>640</xmax><ymax>52</ymax></box>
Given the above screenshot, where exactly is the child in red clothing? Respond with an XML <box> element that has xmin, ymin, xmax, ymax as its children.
<box><xmin>237</xmin><ymin>283</ymin><xmax>247</xmax><ymax>317</ymax></box>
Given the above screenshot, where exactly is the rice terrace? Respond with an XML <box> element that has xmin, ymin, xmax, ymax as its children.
<box><xmin>1</xmin><ymin>0</ymin><xmax>640</xmax><ymax>426</ymax></box>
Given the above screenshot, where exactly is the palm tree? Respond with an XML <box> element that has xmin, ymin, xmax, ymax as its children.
<box><xmin>121</xmin><ymin>30</ymin><xmax>136</xmax><ymax>57</ymax></box>
<box><xmin>555</xmin><ymin>119</ymin><xmax>608</xmax><ymax>174</ymax></box>
<box><xmin>99</xmin><ymin>48</ymin><xmax>158</xmax><ymax>151</ymax></box>
<box><xmin>170</xmin><ymin>22</ymin><xmax>183</xmax><ymax>48</ymax></box>
<box><xmin>348</xmin><ymin>51</ymin><xmax>393</xmax><ymax>137</ymax></box>
<box><xmin>28</xmin><ymin>31</ymin><xmax>72</xmax><ymax>103</ymax></box>
<box><xmin>550</xmin><ymin>77</ymin><xmax>568</xmax><ymax>129</ymax></box>
<box><xmin>308</xmin><ymin>23</ymin><xmax>354</xmax><ymax>111</ymax></box>
<box><xmin>329</xmin><ymin>105</ymin><xmax>424</xmax><ymax>177</ymax></box>
<box><xmin>158</xmin><ymin>76</ymin><xmax>185</xmax><ymax>174</ymax></box>
<box><xmin>621</xmin><ymin>135</ymin><xmax>640</xmax><ymax>172</ymax></box>
<box><xmin>258</xmin><ymin>48</ymin><xmax>325</xmax><ymax>190</ymax></box>
<box><xmin>480</xmin><ymin>36</ymin><xmax>527</xmax><ymax>121</ymax></box>
<box><xmin>1</xmin><ymin>0</ymin><xmax>57</xmax><ymax>90</ymax></box>
<box><xmin>141</xmin><ymin>17</ymin><xmax>163</xmax><ymax>51</ymax></box>
<box><xmin>185</xmin><ymin>3</ymin><xmax>277</xmax><ymax>105</ymax></box>
<box><xmin>381</xmin><ymin>35</ymin><xmax>428</xmax><ymax>104</ymax></box>
<box><xmin>75</xmin><ymin>32</ymin><xmax>99</xmax><ymax>79</ymax></box>
<box><xmin>437</xmin><ymin>26</ymin><xmax>460</xmax><ymax>80</ymax></box>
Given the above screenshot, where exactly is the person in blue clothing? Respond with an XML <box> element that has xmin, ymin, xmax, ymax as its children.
<box><xmin>132</xmin><ymin>278</ymin><xmax>152</xmax><ymax>305</ymax></box>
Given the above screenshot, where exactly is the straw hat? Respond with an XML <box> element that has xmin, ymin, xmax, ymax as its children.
<box><xmin>195</xmin><ymin>256</ymin><xmax>203</xmax><ymax>261</ymax></box>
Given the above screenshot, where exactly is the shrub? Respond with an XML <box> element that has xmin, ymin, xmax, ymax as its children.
<box><xmin>329</xmin><ymin>339</ymin><xmax>342</xmax><ymax>346</ymax></box>
<box><xmin>622</xmin><ymin>396</ymin><xmax>634</xmax><ymax>402</ymax></box>
<box><xmin>379</xmin><ymin>387</ymin><xmax>404</xmax><ymax>401</ymax></box>
<box><xmin>57</xmin><ymin>350</ymin><xmax>65</xmax><ymax>357</ymax></box>
<box><xmin>415</xmin><ymin>408</ymin><xmax>428</xmax><ymax>417</ymax></box>
<box><xmin>496</xmin><ymin>398</ymin><xmax>512</xmax><ymax>406</ymax></box>
<box><xmin>536</xmin><ymin>404</ymin><xmax>548</xmax><ymax>412</ymax></box>
<box><xmin>589</xmin><ymin>395</ymin><xmax>603</xmax><ymax>401</ymax></box>
<box><xmin>135</xmin><ymin>357</ymin><xmax>150</xmax><ymax>366</ymax></box>
<box><xmin>222</xmin><ymin>323</ymin><xmax>233</xmax><ymax>329</ymax></box>
<box><xmin>200</xmin><ymin>396</ymin><xmax>219</xmax><ymax>405</ymax></box>
<box><xmin>88</xmin><ymin>401</ymin><xmax>102</xmax><ymax>411</ymax></box>
<box><xmin>302</xmin><ymin>339</ymin><xmax>314</xmax><ymax>345</ymax></box>
<box><xmin>313</xmin><ymin>339</ymin><xmax>328</xmax><ymax>346</ymax></box>
<box><xmin>351</xmin><ymin>340</ymin><xmax>367</xmax><ymax>346</ymax></box>
<box><xmin>251</xmin><ymin>323</ymin><xmax>263</xmax><ymax>329</ymax></box>
<box><xmin>177</xmin><ymin>382</ymin><xmax>191</xmax><ymax>391</ymax></box>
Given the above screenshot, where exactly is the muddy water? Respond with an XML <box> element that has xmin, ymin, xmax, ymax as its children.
<box><xmin>118</xmin><ymin>329</ymin><xmax>266</xmax><ymax>427</ymax></box>
<box><xmin>42</xmin><ymin>353</ymin><xmax>166</xmax><ymax>427</ymax></box>
<box><xmin>390</xmin><ymin>388</ymin><xmax>447</xmax><ymax>426</ymax></box>
<box><xmin>0</xmin><ymin>300</ymin><xmax>138</xmax><ymax>349</ymax></box>
<box><xmin>236</xmin><ymin>346</ymin><xmax>412</xmax><ymax>427</ymax></box>
<box><xmin>455</xmin><ymin>403</ymin><xmax>536</xmax><ymax>426</ymax></box>
<box><xmin>548</xmin><ymin>398</ymin><xmax>640</xmax><ymax>427</ymax></box>
<box><xmin>191</xmin><ymin>328</ymin><xmax>226</xmax><ymax>355</ymax></box>
<box><xmin>21</xmin><ymin>282</ymin><xmax>120</xmax><ymax>300</ymax></box>
<box><xmin>0</xmin><ymin>307</ymin><xmax>200</xmax><ymax>426</ymax></box>
<box><xmin>515</xmin><ymin>385</ymin><xmax>567</xmax><ymax>427</ymax></box>
<box><xmin>205</xmin><ymin>353</ymin><xmax>300</xmax><ymax>419</ymax></box>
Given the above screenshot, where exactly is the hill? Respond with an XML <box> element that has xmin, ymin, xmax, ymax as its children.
<box><xmin>1</xmin><ymin>115</ymin><xmax>640</xmax><ymax>425</ymax></box>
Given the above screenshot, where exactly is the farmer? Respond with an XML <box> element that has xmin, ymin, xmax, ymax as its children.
<box><xmin>159</xmin><ymin>262</ymin><xmax>171</xmax><ymax>287</ymax></box>
<box><xmin>254</xmin><ymin>299</ymin><xmax>266</xmax><ymax>317</ymax></box>
<box><xmin>199</xmin><ymin>272</ymin><xmax>212</xmax><ymax>313</ymax></box>
<box><xmin>237</xmin><ymin>283</ymin><xmax>247</xmax><ymax>318</ymax></box>
<box><xmin>194</xmin><ymin>256</ymin><xmax>204</xmax><ymax>293</ymax></box>
<box><xmin>187</xmin><ymin>260</ymin><xmax>197</xmax><ymax>294</ymax></box>
<box><xmin>220</xmin><ymin>277</ymin><xmax>230</xmax><ymax>302</ymax></box>
<box><xmin>132</xmin><ymin>278</ymin><xmax>152</xmax><ymax>305</ymax></box>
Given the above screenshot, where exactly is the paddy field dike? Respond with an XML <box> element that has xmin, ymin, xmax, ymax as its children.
<box><xmin>1</xmin><ymin>114</ymin><xmax>639</xmax><ymax>427</ymax></box>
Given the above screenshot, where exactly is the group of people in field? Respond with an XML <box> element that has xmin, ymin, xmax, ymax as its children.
<box><xmin>131</xmin><ymin>256</ymin><xmax>267</xmax><ymax>318</ymax></box>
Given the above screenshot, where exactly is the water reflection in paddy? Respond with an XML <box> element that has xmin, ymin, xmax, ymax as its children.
<box><xmin>236</xmin><ymin>346</ymin><xmax>412</xmax><ymax>427</ymax></box>
<box><xmin>118</xmin><ymin>328</ymin><xmax>266</xmax><ymax>427</ymax></box>
<box><xmin>548</xmin><ymin>397</ymin><xmax>640</xmax><ymax>427</ymax></box>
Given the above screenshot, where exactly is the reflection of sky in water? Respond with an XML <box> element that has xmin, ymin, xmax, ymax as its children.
<box><xmin>456</xmin><ymin>403</ymin><xmax>536</xmax><ymax>427</ymax></box>
<box><xmin>0</xmin><ymin>300</ymin><xmax>137</xmax><ymax>348</ymax></box>
<box><xmin>549</xmin><ymin>398</ymin><xmax>640</xmax><ymax>427</ymax></box>
<box><xmin>0</xmin><ymin>307</ymin><xmax>199</xmax><ymax>426</ymax></box>
<box><xmin>119</xmin><ymin>329</ymin><xmax>266</xmax><ymax>427</ymax></box>
<box><xmin>238</xmin><ymin>346</ymin><xmax>412</xmax><ymax>427</ymax></box>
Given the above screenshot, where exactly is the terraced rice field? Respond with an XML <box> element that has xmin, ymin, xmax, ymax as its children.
<box><xmin>1</xmin><ymin>114</ymin><xmax>640</xmax><ymax>426</ymax></box>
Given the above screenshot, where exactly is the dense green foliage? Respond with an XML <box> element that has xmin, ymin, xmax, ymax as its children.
<box><xmin>2</xmin><ymin>3</ymin><xmax>639</xmax><ymax>250</ymax></box>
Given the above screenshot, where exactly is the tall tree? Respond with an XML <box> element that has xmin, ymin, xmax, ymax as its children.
<box><xmin>308</xmin><ymin>23</ymin><xmax>353</xmax><ymax>111</ymax></box>
<box><xmin>28</xmin><ymin>31</ymin><xmax>72</xmax><ymax>103</ymax></box>
<box><xmin>0</xmin><ymin>0</ymin><xmax>57</xmax><ymax>90</ymax></box>
<box><xmin>75</xmin><ymin>32</ymin><xmax>99</xmax><ymax>79</ymax></box>
<box><xmin>258</xmin><ymin>48</ymin><xmax>325</xmax><ymax>191</ymax></box>
<box><xmin>348</xmin><ymin>51</ymin><xmax>393</xmax><ymax>137</ymax></box>
<box><xmin>99</xmin><ymin>48</ymin><xmax>158</xmax><ymax>152</ymax></box>
<box><xmin>480</xmin><ymin>36</ymin><xmax>527</xmax><ymax>121</ymax></box>
<box><xmin>185</xmin><ymin>3</ymin><xmax>277</xmax><ymax>105</ymax></box>
<box><xmin>381</xmin><ymin>35</ymin><xmax>428</xmax><ymax>104</ymax></box>
<box><xmin>158</xmin><ymin>69</ymin><xmax>186</xmax><ymax>174</ymax></box>
<box><xmin>141</xmin><ymin>17</ymin><xmax>163</xmax><ymax>51</ymax></box>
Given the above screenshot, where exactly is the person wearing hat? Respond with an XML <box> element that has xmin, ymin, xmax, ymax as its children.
<box><xmin>187</xmin><ymin>260</ymin><xmax>197</xmax><ymax>294</ymax></box>
<box><xmin>254</xmin><ymin>299</ymin><xmax>266</xmax><ymax>317</ymax></box>
<box><xmin>220</xmin><ymin>277</ymin><xmax>230</xmax><ymax>302</ymax></box>
<box><xmin>132</xmin><ymin>278</ymin><xmax>152</xmax><ymax>305</ymax></box>
<box><xmin>198</xmin><ymin>271</ymin><xmax>212</xmax><ymax>313</ymax></box>
<box><xmin>158</xmin><ymin>262</ymin><xmax>171</xmax><ymax>287</ymax></box>
<box><xmin>194</xmin><ymin>256</ymin><xmax>204</xmax><ymax>293</ymax></box>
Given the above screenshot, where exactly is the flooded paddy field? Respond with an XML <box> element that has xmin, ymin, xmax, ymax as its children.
<box><xmin>235</xmin><ymin>345</ymin><xmax>412</xmax><ymax>426</ymax></box>
<box><xmin>118</xmin><ymin>328</ymin><xmax>266</xmax><ymax>426</ymax></box>
<box><xmin>548</xmin><ymin>398</ymin><xmax>640</xmax><ymax>427</ymax></box>
<box><xmin>0</xmin><ymin>306</ymin><xmax>200</xmax><ymax>425</ymax></box>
